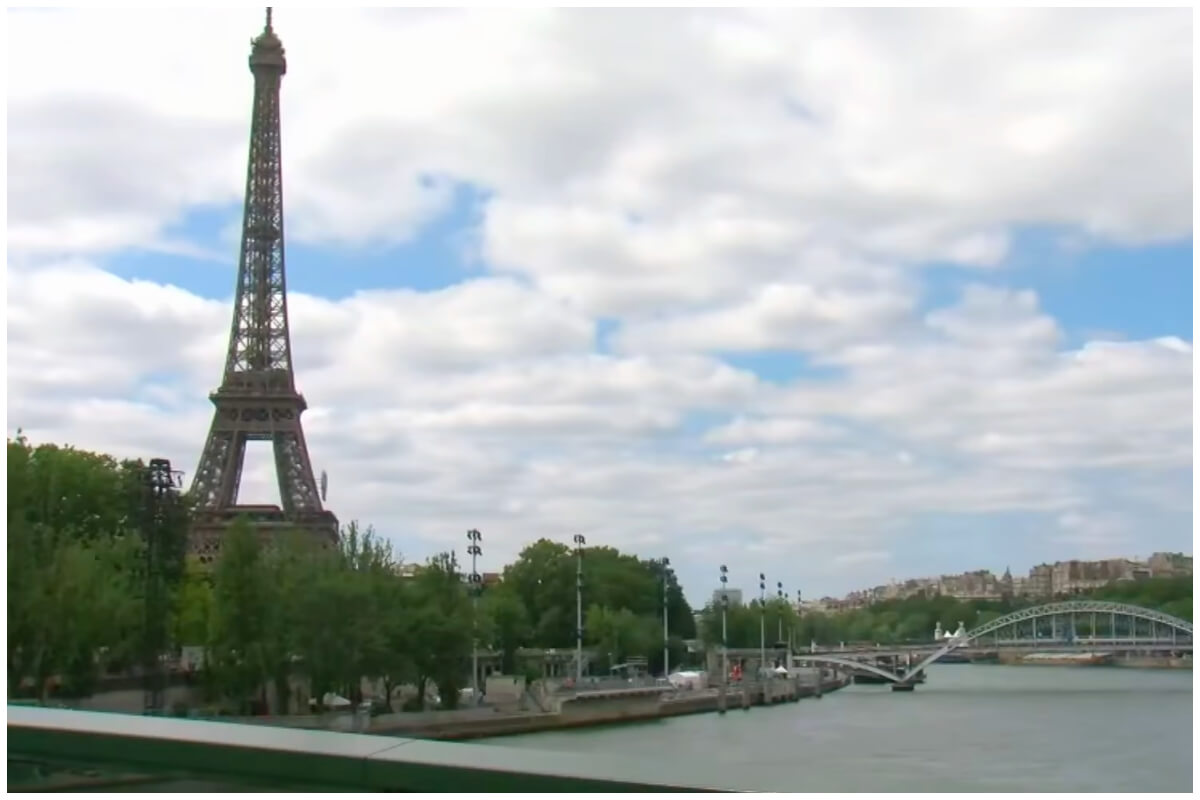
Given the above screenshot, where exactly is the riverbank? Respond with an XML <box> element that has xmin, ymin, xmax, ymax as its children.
<box><xmin>368</xmin><ymin>675</ymin><xmax>850</xmax><ymax>741</ymax></box>
<box><xmin>994</xmin><ymin>651</ymin><xmax>1192</xmax><ymax>669</ymax></box>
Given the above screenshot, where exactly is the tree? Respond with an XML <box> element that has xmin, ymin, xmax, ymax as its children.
<box><xmin>172</xmin><ymin>561</ymin><xmax>214</xmax><ymax>648</ymax></box>
<box><xmin>403</xmin><ymin>553</ymin><xmax>473</xmax><ymax>709</ymax></box>
<box><xmin>7</xmin><ymin>436</ymin><xmax>147</xmax><ymax>700</ymax></box>
<box><xmin>480</xmin><ymin>585</ymin><xmax>532</xmax><ymax>675</ymax></box>
<box><xmin>502</xmin><ymin>539</ymin><xmax>577</xmax><ymax>648</ymax></box>
<box><xmin>8</xmin><ymin>434</ymin><xmax>147</xmax><ymax>544</ymax></box>
<box><xmin>206</xmin><ymin>519</ymin><xmax>273</xmax><ymax>713</ymax></box>
<box><xmin>586</xmin><ymin>604</ymin><xmax>658</xmax><ymax>672</ymax></box>
<box><xmin>7</xmin><ymin>518</ymin><xmax>142</xmax><ymax>700</ymax></box>
<box><xmin>502</xmin><ymin>539</ymin><xmax>696</xmax><ymax>657</ymax></box>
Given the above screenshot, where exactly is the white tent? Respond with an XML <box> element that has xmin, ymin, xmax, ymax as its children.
<box><xmin>322</xmin><ymin>692</ymin><xmax>352</xmax><ymax>708</ymax></box>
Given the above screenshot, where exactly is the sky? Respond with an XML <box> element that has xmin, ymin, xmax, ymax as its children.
<box><xmin>5</xmin><ymin>8</ymin><xmax>1194</xmax><ymax>606</ymax></box>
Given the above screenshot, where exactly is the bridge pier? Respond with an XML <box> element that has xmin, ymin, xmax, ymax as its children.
<box><xmin>890</xmin><ymin>683</ymin><xmax>915</xmax><ymax>692</ymax></box>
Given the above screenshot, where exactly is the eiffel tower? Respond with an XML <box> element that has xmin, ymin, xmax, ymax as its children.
<box><xmin>188</xmin><ymin>8</ymin><xmax>338</xmax><ymax>561</ymax></box>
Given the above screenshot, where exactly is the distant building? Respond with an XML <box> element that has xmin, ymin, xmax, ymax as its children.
<box><xmin>935</xmin><ymin>570</ymin><xmax>1004</xmax><ymax>600</ymax></box>
<box><xmin>393</xmin><ymin>563</ymin><xmax>421</xmax><ymax>579</ymax></box>
<box><xmin>1026</xmin><ymin>564</ymin><xmax>1053</xmax><ymax>597</ymax></box>
<box><xmin>1148</xmin><ymin>552</ymin><xmax>1192</xmax><ymax>576</ymax></box>
<box><xmin>828</xmin><ymin>551</ymin><xmax>1191</xmax><ymax>607</ymax></box>
<box><xmin>713</xmin><ymin>588</ymin><xmax>743</xmax><ymax>607</ymax></box>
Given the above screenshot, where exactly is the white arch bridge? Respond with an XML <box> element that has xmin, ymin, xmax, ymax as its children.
<box><xmin>795</xmin><ymin>601</ymin><xmax>1192</xmax><ymax>687</ymax></box>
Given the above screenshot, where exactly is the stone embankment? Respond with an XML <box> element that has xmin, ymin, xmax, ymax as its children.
<box><xmin>52</xmin><ymin>671</ymin><xmax>850</xmax><ymax>742</ymax></box>
<box><xmin>253</xmin><ymin>674</ymin><xmax>851</xmax><ymax>741</ymax></box>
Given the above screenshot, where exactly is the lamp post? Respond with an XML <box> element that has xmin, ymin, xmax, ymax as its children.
<box><xmin>758</xmin><ymin>573</ymin><xmax>766</xmax><ymax>677</ymax></box>
<box><xmin>466</xmin><ymin>529</ymin><xmax>483</xmax><ymax>704</ymax></box>
<box><xmin>719</xmin><ymin>564</ymin><xmax>729</xmax><ymax>711</ymax></box>
<box><xmin>662</xmin><ymin>557</ymin><xmax>671</xmax><ymax>678</ymax></box>
<box><xmin>777</xmin><ymin>583</ymin><xmax>785</xmax><ymax>643</ymax></box>
<box><xmin>573</xmin><ymin>534</ymin><xmax>587</xmax><ymax>685</ymax></box>
<box><xmin>783</xmin><ymin>590</ymin><xmax>792</xmax><ymax>666</ymax></box>
<box><xmin>715</xmin><ymin>566</ymin><xmax>724</xmax><ymax>671</ymax></box>
<box><xmin>797</xmin><ymin>588</ymin><xmax>807</xmax><ymax>652</ymax></box>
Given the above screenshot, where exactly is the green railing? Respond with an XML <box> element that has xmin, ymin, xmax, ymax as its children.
<box><xmin>8</xmin><ymin>706</ymin><xmax>734</xmax><ymax>792</ymax></box>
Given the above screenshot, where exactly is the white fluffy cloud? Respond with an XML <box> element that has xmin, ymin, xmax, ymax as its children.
<box><xmin>5</xmin><ymin>8</ymin><xmax>1192</xmax><ymax>598</ymax></box>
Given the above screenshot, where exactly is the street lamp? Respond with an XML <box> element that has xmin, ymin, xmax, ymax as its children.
<box><xmin>661</xmin><ymin>557</ymin><xmax>671</xmax><ymax>678</ymax></box>
<box><xmin>719</xmin><ymin>564</ymin><xmax>729</xmax><ymax>684</ymax></box>
<box><xmin>466</xmin><ymin>529</ymin><xmax>483</xmax><ymax>704</ymax></box>
<box><xmin>573</xmin><ymin>534</ymin><xmax>587</xmax><ymax>685</ymax></box>
<box><xmin>777</xmin><ymin>582</ymin><xmax>785</xmax><ymax>647</ymax></box>
<box><xmin>758</xmin><ymin>573</ymin><xmax>767</xmax><ymax>677</ymax></box>
<box><xmin>797</xmin><ymin>588</ymin><xmax>806</xmax><ymax>652</ymax></box>
<box><xmin>783</xmin><ymin>590</ymin><xmax>792</xmax><ymax>664</ymax></box>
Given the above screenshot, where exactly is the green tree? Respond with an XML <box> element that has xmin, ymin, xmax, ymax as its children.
<box><xmin>7</xmin><ymin>435</ymin><xmax>148</xmax><ymax>701</ymax></box>
<box><xmin>403</xmin><ymin>553</ymin><xmax>473</xmax><ymax>709</ymax></box>
<box><xmin>7</xmin><ymin>520</ymin><xmax>141</xmax><ymax>700</ymax></box>
<box><xmin>480</xmin><ymin>585</ymin><xmax>533</xmax><ymax>675</ymax></box>
<box><xmin>172</xmin><ymin>561</ymin><xmax>214</xmax><ymax>648</ymax></box>
<box><xmin>207</xmin><ymin>519</ymin><xmax>273</xmax><ymax>713</ymax></box>
<box><xmin>586</xmin><ymin>604</ymin><xmax>658</xmax><ymax>672</ymax></box>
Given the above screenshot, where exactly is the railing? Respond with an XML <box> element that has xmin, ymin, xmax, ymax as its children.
<box><xmin>551</xmin><ymin>675</ymin><xmax>670</xmax><ymax>695</ymax></box>
<box><xmin>9</xmin><ymin>705</ymin><xmax>744</xmax><ymax>792</ymax></box>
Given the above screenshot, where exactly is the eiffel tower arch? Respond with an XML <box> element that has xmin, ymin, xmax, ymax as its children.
<box><xmin>188</xmin><ymin>9</ymin><xmax>338</xmax><ymax>562</ymax></box>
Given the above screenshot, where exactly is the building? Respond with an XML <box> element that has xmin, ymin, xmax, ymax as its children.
<box><xmin>1148</xmin><ymin>552</ymin><xmax>1193</xmax><ymax>576</ymax></box>
<box><xmin>934</xmin><ymin>570</ymin><xmax>1004</xmax><ymax>600</ymax></box>
<box><xmin>712</xmin><ymin>588</ymin><xmax>743</xmax><ymax>607</ymax></box>
<box><xmin>828</xmin><ymin>551</ymin><xmax>1191</xmax><ymax>607</ymax></box>
<box><xmin>1026</xmin><ymin>564</ymin><xmax>1053</xmax><ymax>597</ymax></box>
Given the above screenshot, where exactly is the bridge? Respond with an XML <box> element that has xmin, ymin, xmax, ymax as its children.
<box><xmin>794</xmin><ymin>601</ymin><xmax>1192</xmax><ymax>687</ymax></box>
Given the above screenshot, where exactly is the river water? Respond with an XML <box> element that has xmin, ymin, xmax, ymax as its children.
<box><xmin>481</xmin><ymin>665</ymin><xmax>1193</xmax><ymax>792</ymax></box>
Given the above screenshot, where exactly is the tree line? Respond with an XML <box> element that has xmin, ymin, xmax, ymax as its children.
<box><xmin>696</xmin><ymin>576</ymin><xmax>1193</xmax><ymax>650</ymax></box>
<box><xmin>8</xmin><ymin>435</ymin><xmax>1190</xmax><ymax>710</ymax></box>
<box><xmin>6</xmin><ymin>436</ymin><xmax>697</xmax><ymax>712</ymax></box>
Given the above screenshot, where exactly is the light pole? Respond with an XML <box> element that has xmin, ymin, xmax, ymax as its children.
<box><xmin>797</xmin><ymin>588</ymin><xmax>808</xmax><ymax>652</ymax></box>
<box><xmin>783</xmin><ymin>590</ymin><xmax>792</xmax><ymax>665</ymax></box>
<box><xmin>573</xmin><ymin>534</ymin><xmax>587</xmax><ymax>685</ymax></box>
<box><xmin>662</xmin><ymin>557</ymin><xmax>671</xmax><ymax>678</ymax></box>
<box><xmin>719</xmin><ymin>564</ymin><xmax>729</xmax><ymax>679</ymax></box>
<box><xmin>777</xmin><ymin>582</ymin><xmax>785</xmax><ymax>645</ymax></box>
<box><xmin>758</xmin><ymin>573</ymin><xmax>766</xmax><ymax>677</ymax></box>
<box><xmin>466</xmin><ymin>529</ymin><xmax>483</xmax><ymax>704</ymax></box>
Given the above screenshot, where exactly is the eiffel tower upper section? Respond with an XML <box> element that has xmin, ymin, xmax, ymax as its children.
<box><xmin>224</xmin><ymin>7</ymin><xmax>293</xmax><ymax>393</ymax></box>
<box><xmin>188</xmin><ymin>9</ymin><xmax>337</xmax><ymax>559</ymax></box>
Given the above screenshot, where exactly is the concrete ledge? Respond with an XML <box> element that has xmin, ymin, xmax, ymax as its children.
<box><xmin>8</xmin><ymin>706</ymin><xmax>734</xmax><ymax>792</ymax></box>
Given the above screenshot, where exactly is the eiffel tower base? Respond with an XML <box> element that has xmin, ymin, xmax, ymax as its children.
<box><xmin>189</xmin><ymin>507</ymin><xmax>339</xmax><ymax>565</ymax></box>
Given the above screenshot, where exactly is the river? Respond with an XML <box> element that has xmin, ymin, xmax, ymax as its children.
<box><xmin>480</xmin><ymin>665</ymin><xmax>1193</xmax><ymax>792</ymax></box>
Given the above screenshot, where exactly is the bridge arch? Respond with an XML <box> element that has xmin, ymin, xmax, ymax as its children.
<box><xmin>907</xmin><ymin>601</ymin><xmax>1192</xmax><ymax>681</ymax></box>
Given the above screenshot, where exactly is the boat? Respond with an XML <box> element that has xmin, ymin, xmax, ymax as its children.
<box><xmin>934</xmin><ymin>652</ymin><xmax>971</xmax><ymax>664</ymax></box>
<box><xmin>1019</xmin><ymin>652</ymin><xmax>1114</xmax><ymax>666</ymax></box>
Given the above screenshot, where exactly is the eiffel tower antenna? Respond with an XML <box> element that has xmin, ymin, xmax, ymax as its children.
<box><xmin>188</xmin><ymin>9</ymin><xmax>338</xmax><ymax>562</ymax></box>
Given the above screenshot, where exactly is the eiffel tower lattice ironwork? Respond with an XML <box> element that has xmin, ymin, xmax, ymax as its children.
<box><xmin>188</xmin><ymin>8</ymin><xmax>337</xmax><ymax>561</ymax></box>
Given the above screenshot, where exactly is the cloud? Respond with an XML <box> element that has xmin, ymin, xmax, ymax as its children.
<box><xmin>5</xmin><ymin>8</ymin><xmax>1192</xmax><ymax>599</ymax></box>
<box><xmin>9</xmin><ymin>10</ymin><xmax>1191</xmax><ymax>263</ymax></box>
